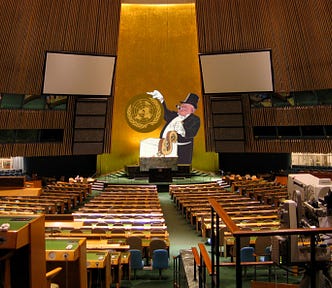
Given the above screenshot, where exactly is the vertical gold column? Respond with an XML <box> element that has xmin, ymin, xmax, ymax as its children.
<box><xmin>98</xmin><ymin>3</ymin><xmax>218</xmax><ymax>173</ymax></box>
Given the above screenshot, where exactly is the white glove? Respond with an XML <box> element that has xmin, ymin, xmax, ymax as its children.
<box><xmin>147</xmin><ymin>90</ymin><xmax>164</xmax><ymax>103</ymax></box>
<box><xmin>174</xmin><ymin>121</ymin><xmax>185</xmax><ymax>137</ymax></box>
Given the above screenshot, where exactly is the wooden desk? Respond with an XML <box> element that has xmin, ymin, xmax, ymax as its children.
<box><xmin>109</xmin><ymin>251</ymin><xmax>131</xmax><ymax>286</ymax></box>
<box><xmin>45</xmin><ymin>220</ymin><xmax>169</xmax><ymax>235</ymax></box>
<box><xmin>0</xmin><ymin>187</ymin><xmax>42</xmax><ymax>196</ymax></box>
<box><xmin>48</xmin><ymin>231</ymin><xmax>169</xmax><ymax>241</ymax></box>
<box><xmin>0</xmin><ymin>215</ymin><xmax>47</xmax><ymax>288</ymax></box>
<box><xmin>0</xmin><ymin>200</ymin><xmax>57</xmax><ymax>214</ymax></box>
<box><xmin>110</xmin><ymin>252</ymin><xmax>121</xmax><ymax>288</ymax></box>
<box><xmin>76</xmin><ymin>217</ymin><xmax>166</xmax><ymax>224</ymax></box>
<box><xmin>201</xmin><ymin>216</ymin><xmax>279</xmax><ymax>238</ymax></box>
<box><xmin>45</xmin><ymin>237</ymin><xmax>87</xmax><ymax>288</ymax></box>
<box><xmin>86</xmin><ymin>250</ymin><xmax>111</xmax><ymax>288</ymax></box>
<box><xmin>86</xmin><ymin>239</ymin><xmax>130</xmax><ymax>251</ymax></box>
<box><xmin>72</xmin><ymin>212</ymin><xmax>164</xmax><ymax>218</ymax></box>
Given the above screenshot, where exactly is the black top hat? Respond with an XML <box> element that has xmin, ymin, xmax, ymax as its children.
<box><xmin>181</xmin><ymin>93</ymin><xmax>199</xmax><ymax>109</ymax></box>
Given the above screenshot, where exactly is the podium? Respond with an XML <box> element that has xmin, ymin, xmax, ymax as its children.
<box><xmin>139</xmin><ymin>157</ymin><xmax>178</xmax><ymax>172</ymax></box>
<box><xmin>139</xmin><ymin>155</ymin><xmax>178</xmax><ymax>183</ymax></box>
<box><xmin>0</xmin><ymin>215</ymin><xmax>47</xmax><ymax>288</ymax></box>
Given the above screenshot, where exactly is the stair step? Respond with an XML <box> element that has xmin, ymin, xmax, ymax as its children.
<box><xmin>91</xmin><ymin>180</ymin><xmax>106</xmax><ymax>191</ymax></box>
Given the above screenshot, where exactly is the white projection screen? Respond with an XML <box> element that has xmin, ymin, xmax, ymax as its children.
<box><xmin>42</xmin><ymin>52</ymin><xmax>116</xmax><ymax>96</ymax></box>
<box><xmin>199</xmin><ymin>50</ymin><xmax>274</xmax><ymax>94</ymax></box>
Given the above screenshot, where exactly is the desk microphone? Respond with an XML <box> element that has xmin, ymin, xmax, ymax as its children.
<box><xmin>0</xmin><ymin>223</ymin><xmax>10</xmax><ymax>231</ymax></box>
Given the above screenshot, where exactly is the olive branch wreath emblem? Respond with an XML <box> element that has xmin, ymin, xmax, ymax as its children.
<box><xmin>125</xmin><ymin>94</ymin><xmax>163</xmax><ymax>133</ymax></box>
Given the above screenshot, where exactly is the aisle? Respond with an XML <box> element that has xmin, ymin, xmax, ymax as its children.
<box><xmin>115</xmin><ymin>191</ymin><xmax>202</xmax><ymax>288</ymax></box>
<box><xmin>158</xmin><ymin>192</ymin><xmax>204</xmax><ymax>259</ymax></box>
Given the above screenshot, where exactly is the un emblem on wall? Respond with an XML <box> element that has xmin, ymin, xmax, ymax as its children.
<box><xmin>125</xmin><ymin>93</ymin><xmax>164</xmax><ymax>133</ymax></box>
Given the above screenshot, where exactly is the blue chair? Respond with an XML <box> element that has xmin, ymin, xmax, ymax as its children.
<box><xmin>240</xmin><ymin>246</ymin><xmax>255</xmax><ymax>277</ymax></box>
<box><xmin>129</xmin><ymin>249</ymin><xmax>144</xmax><ymax>279</ymax></box>
<box><xmin>148</xmin><ymin>238</ymin><xmax>167</xmax><ymax>265</ymax></box>
<box><xmin>152</xmin><ymin>249</ymin><xmax>169</xmax><ymax>280</ymax></box>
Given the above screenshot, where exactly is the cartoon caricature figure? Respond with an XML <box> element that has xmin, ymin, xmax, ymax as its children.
<box><xmin>147</xmin><ymin>90</ymin><xmax>200</xmax><ymax>164</ymax></box>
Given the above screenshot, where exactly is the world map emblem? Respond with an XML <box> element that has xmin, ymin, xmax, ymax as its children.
<box><xmin>125</xmin><ymin>93</ymin><xmax>164</xmax><ymax>133</ymax></box>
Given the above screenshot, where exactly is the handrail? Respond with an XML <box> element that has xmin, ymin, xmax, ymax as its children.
<box><xmin>191</xmin><ymin>247</ymin><xmax>200</xmax><ymax>282</ymax></box>
<box><xmin>173</xmin><ymin>255</ymin><xmax>180</xmax><ymax>288</ymax></box>
<box><xmin>209</xmin><ymin>196</ymin><xmax>332</xmax><ymax>288</ymax></box>
<box><xmin>209</xmin><ymin>198</ymin><xmax>239</xmax><ymax>233</ymax></box>
<box><xmin>209</xmin><ymin>197</ymin><xmax>332</xmax><ymax>237</ymax></box>
<box><xmin>191</xmin><ymin>246</ymin><xmax>200</xmax><ymax>267</ymax></box>
<box><xmin>198</xmin><ymin>242</ymin><xmax>212</xmax><ymax>275</ymax></box>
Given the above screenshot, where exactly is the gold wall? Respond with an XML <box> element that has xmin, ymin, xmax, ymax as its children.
<box><xmin>97</xmin><ymin>3</ymin><xmax>218</xmax><ymax>174</ymax></box>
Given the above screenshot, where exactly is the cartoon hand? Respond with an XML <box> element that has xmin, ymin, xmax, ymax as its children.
<box><xmin>174</xmin><ymin>122</ymin><xmax>185</xmax><ymax>137</ymax></box>
<box><xmin>147</xmin><ymin>90</ymin><xmax>164</xmax><ymax>103</ymax></box>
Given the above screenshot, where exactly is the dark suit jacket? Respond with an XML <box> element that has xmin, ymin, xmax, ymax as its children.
<box><xmin>160</xmin><ymin>102</ymin><xmax>200</xmax><ymax>164</ymax></box>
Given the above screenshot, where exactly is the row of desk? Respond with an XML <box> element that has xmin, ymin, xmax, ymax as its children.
<box><xmin>169</xmin><ymin>182</ymin><xmax>281</xmax><ymax>259</ymax></box>
<box><xmin>0</xmin><ymin>215</ymin><xmax>160</xmax><ymax>288</ymax></box>
<box><xmin>43</xmin><ymin>184</ymin><xmax>169</xmax><ymax>287</ymax></box>
<box><xmin>0</xmin><ymin>183</ymin><xmax>169</xmax><ymax>287</ymax></box>
<box><xmin>45</xmin><ymin>237</ymin><xmax>130</xmax><ymax>288</ymax></box>
<box><xmin>0</xmin><ymin>182</ymin><xmax>92</xmax><ymax>215</ymax></box>
<box><xmin>232</xmin><ymin>179</ymin><xmax>288</xmax><ymax>206</ymax></box>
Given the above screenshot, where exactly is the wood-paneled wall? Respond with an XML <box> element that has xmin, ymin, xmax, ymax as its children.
<box><xmin>248</xmin><ymin>104</ymin><xmax>332</xmax><ymax>153</ymax></box>
<box><xmin>0</xmin><ymin>0</ymin><xmax>121</xmax><ymax>157</ymax></box>
<box><xmin>196</xmin><ymin>0</ymin><xmax>332</xmax><ymax>92</ymax></box>
<box><xmin>196</xmin><ymin>0</ymin><xmax>332</xmax><ymax>153</ymax></box>
<box><xmin>0</xmin><ymin>0</ymin><xmax>120</xmax><ymax>94</ymax></box>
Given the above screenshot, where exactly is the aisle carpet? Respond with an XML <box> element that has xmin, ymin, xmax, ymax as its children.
<box><xmin>117</xmin><ymin>192</ymin><xmax>204</xmax><ymax>288</ymax></box>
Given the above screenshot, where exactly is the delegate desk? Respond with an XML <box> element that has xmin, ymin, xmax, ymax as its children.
<box><xmin>0</xmin><ymin>215</ymin><xmax>47</xmax><ymax>288</ymax></box>
<box><xmin>109</xmin><ymin>251</ymin><xmax>130</xmax><ymax>288</ymax></box>
<box><xmin>110</xmin><ymin>252</ymin><xmax>121</xmax><ymax>288</ymax></box>
<box><xmin>86</xmin><ymin>250</ymin><xmax>111</xmax><ymax>288</ymax></box>
<box><xmin>86</xmin><ymin>239</ymin><xmax>130</xmax><ymax>251</ymax></box>
<box><xmin>45</xmin><ymin>237</ymin><xmax>87</xmax><ymax>288</ymax></box>
<box><xmin>46</xmin><ymin>228</ymin><xmax>170</xmax><ymax>250</ymax></box>
<box><xmin>86</xmin><ymin>249</ymin><xmax>129</xmax><ymax>288</ymax></box>
<box><xmin>45</xmin><ymin>220</ymin><xmax>170</xmax><ymax>244</ymax></box>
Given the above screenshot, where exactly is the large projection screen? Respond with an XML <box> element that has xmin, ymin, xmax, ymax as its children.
<box><xmin>42</xmin><ymin>52</ymin><xmax>116</xmax><ymax>96</ymax></box>
<box><xmin>199</xmin><ymin>50</ymin><xmax>274</xmax><ymax>94</ymax></box>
